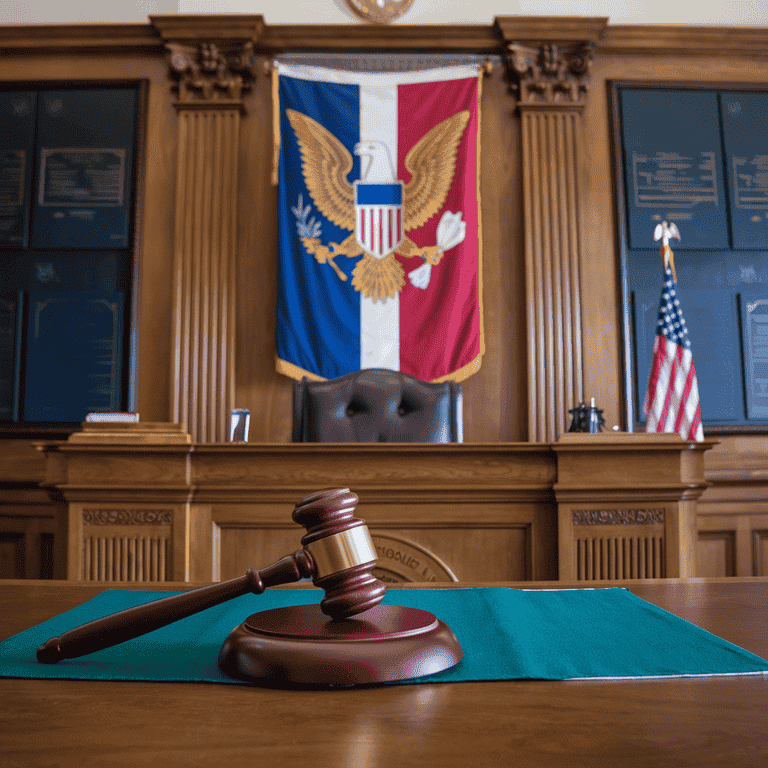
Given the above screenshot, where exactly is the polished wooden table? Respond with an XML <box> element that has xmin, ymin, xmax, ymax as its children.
<box><xmin>2</xmin><ymin>578</ymin><xmax>767</xmax><ymax>767</ymax></box>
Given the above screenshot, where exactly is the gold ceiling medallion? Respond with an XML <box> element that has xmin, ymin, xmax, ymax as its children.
<box><xmin>344</xmin><ymin>0</ymin><xmax>416</xmax><ymax>25</ymax></box>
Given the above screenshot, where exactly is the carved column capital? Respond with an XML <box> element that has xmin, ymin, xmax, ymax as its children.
<box><xmin>150</xmin><ymin>15</ymin><xmax>263</xmax><ymax>109</ymax></box>
<box><xmin>164</xmin><ymin>40</ymin><xmax>256</xmax><ymax>107</ymax></box>
<box><xmin>505</xmin><ymin>41</ymin><xmax>594</xmax><ymax>109</ymax></box>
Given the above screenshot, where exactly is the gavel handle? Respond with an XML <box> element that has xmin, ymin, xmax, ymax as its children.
<box><xmin>37</xmin><ymin>550</ymin><xmax>314</xmax><ymax>664</ymax></box>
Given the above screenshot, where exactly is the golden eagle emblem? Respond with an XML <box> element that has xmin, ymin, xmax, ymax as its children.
<box><xmin>287</xmin><ymin>109</ymin><xmax>470</xmax><ymax>303</ymax></box>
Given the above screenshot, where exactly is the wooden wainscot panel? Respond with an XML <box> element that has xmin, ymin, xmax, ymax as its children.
<box><xmin>189</xmin><ymin>443</ymin><xmax>557</xmax><ymax>501</ymax></box>
<box><xmin>696</xmin><ymin>524</ymin><xmax>737</xmax><ymax>578</ymax></box>
<box><xmin>210</xmin><ymin>495</ymin><xmax>556</xmax><ymax>583</ymax></box>
<box><xmin>699</xmin><ymin>436</ymin><xmax>768</xmax><ymax>577</ymax></box>
<box><xmin>553</xmin><ymin>433</ymin><xmax>714</xmax><ymax>580</ymax></box>
<box><xmin>71</xmin><ymin>504</ymin><xmax>195</xmax><ymax>582</ymax></box>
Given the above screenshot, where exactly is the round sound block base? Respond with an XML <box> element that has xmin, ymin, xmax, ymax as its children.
<box><xmin>218</xmin><ymin>604</ymin><xmax>462</xmax><ymax>686</ymax></box>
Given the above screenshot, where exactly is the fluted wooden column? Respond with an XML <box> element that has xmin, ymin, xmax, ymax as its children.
<box><xmin>171</xmin><ymin>103</ymin><xmax>241</xmax><ymax>442</ymax></box>
<box><xmin>506</xmin><ymin>39</ymin><xmax>595</xmax><ymax>442</ymax></box>
<box><xmin>153</xmin><ymin>16</ymin><xmax>261</xmax><ymax>441</ymax></box>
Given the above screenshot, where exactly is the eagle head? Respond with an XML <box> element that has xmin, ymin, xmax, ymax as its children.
<box><xmin>354</xmin><ymin>140</ymin><xmax>396</xmax><ymax>183</ymax></box>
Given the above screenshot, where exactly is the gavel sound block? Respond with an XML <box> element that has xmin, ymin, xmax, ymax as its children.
<box><xmin>37</xmin><ymin>488</ymin><xmax>462</xmax><ymax>686</ymax></box>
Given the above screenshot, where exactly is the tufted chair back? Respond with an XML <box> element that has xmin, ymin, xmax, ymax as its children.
<box><xmin>292</xmin><ymin>369</ymin><xmax>463</xmax><ymax>443</ymax></box>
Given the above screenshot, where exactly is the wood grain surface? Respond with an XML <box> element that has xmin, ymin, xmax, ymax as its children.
<box><xmin>1</xmin><ymin>578</ymin><xmax>767</xmax><ymax>768</ymax></box>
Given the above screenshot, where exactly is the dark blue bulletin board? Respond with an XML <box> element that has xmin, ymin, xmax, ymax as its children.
<box><xmin>632</xmin><ymin>279</ymin><xmax>741</xmax><ymax>426</ymax></box>
<box><xmin>31</xmin><ymin>89</ymin><xmax>137</xmax><ymax>249</ymax></box>
<box><xmin>23</xmin><ymin>291</ymin><xmax>123</xmax><ymax>422</ymax></box>
<box><xmin>0</xmin><ymin>92</ymin><xmax>36</xmax><ymax>248</ymax></box>
<box><xmin>0</xmin><ymin>292</ymin><xmax>22</xmax><ymax>421</ymax></box>
<box><xmin>620</xmin><ymin>89</ymin><xmax>729</xmax><ymax>250</ymax></box>
<box><xmin>721</xmin><ymin>92</ymin><xmax>768</xmax><ymax>250</ymax></box>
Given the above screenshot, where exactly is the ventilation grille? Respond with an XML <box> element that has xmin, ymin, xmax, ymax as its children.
<box><xmin>576</xmin><ymin>536</ymin><xmax>665</xmax><ymax>580</ymax></box>
<box><xmin>82</xmin><ymin>536</ymin><xmax>169</xmax><ymax>581</ymax></box>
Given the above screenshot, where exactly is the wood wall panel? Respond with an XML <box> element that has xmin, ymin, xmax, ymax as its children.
<box><xmin>171</xmin><ymin>106</ymin><xmax>239</xmax><ymax>442</ymax></box>
<box><xmin>697</xmin><ymin>530</ymin><xmax>736</xmax><ymax>578</ymax></box>
<box><xmin>215</xmin><ymin>524</ymin><xmax>530</xmax><ymax>583</ymax></box>
<box><xmin>3</xmin><ymin>19</ymin><xmax>768</xmax><ymax>582</ymax></box>
<box><xmin>754</xmin><ymin>531</ymin><xmax>768</xmax><ymax>578</ymax></box>
<box><xmin>520</xmin><ymin>108</ymin><xmax>585</xmax><ymax>441</ymax></box>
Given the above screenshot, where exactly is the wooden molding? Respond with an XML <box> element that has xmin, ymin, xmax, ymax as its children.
<box><xmin>150</xmin><ymin>14</ymin><xmax>265</xmax><ymax>44</ymax></box>
<box><xmin>494</xmin><ymin>16</ymin><xmax>608</xmax><ymax>45</ymax></box>
<box><xmin>0</xmin><ymin>23</ymin><xmax>162</xmax><ymax>52</ymax></box>
<box><xmin>259</xmin><ymin>24</ymin><xmax>501</xmax><ymax>52</ymax></box>
<box><xmin>1</xmin><ymin>18</ymin><xmax>767</xmax><ymax>60</ymax></box>
<box><xmin>601</xmin><ymin>24</ymin><xmax>768</xmax><ymax>57</ymax></box>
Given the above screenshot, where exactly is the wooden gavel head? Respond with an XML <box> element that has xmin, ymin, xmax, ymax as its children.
<box><xmin>292</xmin><ymin>488</ymin><xmax>386</xmax><ymax>619</ymax></box>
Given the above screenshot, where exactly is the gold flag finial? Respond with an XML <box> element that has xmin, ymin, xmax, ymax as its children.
<box><xmin>654</xmin><ymin>220</ymin><xmax>680</xmax><ymax>283</ymax></box>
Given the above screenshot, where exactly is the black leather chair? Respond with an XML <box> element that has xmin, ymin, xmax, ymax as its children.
<box><xmin>292</xmin><ymin>368</ymin><xmax>463</xmax><ymax>443</ymax></box>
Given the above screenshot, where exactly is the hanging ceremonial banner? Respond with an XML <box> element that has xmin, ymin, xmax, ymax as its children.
<box><xmin>274</xmin><ymin>63</ymin><xmax>483</xmax><ymax>383</ymax></box>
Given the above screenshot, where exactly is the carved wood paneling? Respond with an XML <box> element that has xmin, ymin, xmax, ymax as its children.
<box><xmin>80</xmin><ymin>507</ymin><xmax>175</xmax><ymax>581</ymax></box>
<box><xmin>153</xmin><ymin>20</ymin><xmax>258</xmax><ymax>443</ymax></box>
<box><xmin>170</xmin><ymin>104</ymin><xmax>240</xmax><ymax>442</ymax></box>
<box><xmin>576</xmin><ymin>534</ymin><xmax>665</xmax><ymax>580</ymax></box>
<box><xmin>573</xmin><ymin>508</ymin><xmax>665</xmax><ymax>525</ymax></box>
<box><xmin>82</xmin><ymin>509</ymin><xmax>172</xmax><ymax>525</ymax></box>
<box><xmin>697</xmin><ymin>530</ymin><xmax>736</xmax><ymax>578</ymax></box>
<box><xmin>507</xmin><ymin>42</ymin><xmax>590</xmax><ymax>441</ymax></box>
<box><xmin>82</xmin><ymin>535</ymin><xmax>170</xmax><ymax>581</ymax></box>
<box><xmin>371</xmin><ymin>533</ymin><xmax>458</xmax><ymax>583</ymax></box>
<box><xmin>753</xmin><ymin>530</ymin><xmax>768</xmax><ymax>578</ymax></box>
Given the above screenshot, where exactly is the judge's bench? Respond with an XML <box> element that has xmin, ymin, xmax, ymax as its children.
<box><xmin>19</xmin><ymin>422</ymin><xmax>712</xmax><ymax>586</ymax></box>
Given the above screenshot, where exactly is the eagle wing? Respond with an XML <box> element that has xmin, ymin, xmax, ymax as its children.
<box><xmin>286</xmin><ymin>109</ymin><xmax>355</xmax><ymax>231</ymax></box>
<box><xmin>402</xmin><ymin>111</ymin><xmax>470</xmax><ymax>232</ymax></box>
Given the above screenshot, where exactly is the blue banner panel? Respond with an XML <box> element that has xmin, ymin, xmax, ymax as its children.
<box><xmin>620</xmin><ymin>89</ymin><xmax>729</xmax><ymax>250</ymax></box>
<box><xmin>721</xmin><ymin>92</ymin><xmax>768</xmax><ymax>250</ymax></box>
<box><xmin>0</xmin><ymin>292</ymin><xmax>22</xmax><ymax>421</ymax></box>
<box><xmin>23</xmin><ymin>291</ymin><xmax>123</xmax><ymax>422</ymax></box>
<box><xmin>30</xmin><ymin>89</ymin><xmax>137</xmax><ymax>250</ymax></box>
<box><xmin>633</xmin><ymin>287</ymin><xmax>741</xmax><ymax>424</ymax></box>
<box><xmin>0</xmin><ymin>92</ymin><xmax>36</xmax><ymax>248</ymax></box>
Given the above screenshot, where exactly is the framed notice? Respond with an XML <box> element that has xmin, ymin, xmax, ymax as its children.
<box><xmin>23</xmin><ymin>291</ymin><xmax>124</xmax><ymax>422</ymax></box>
<box><xmin>721</xmin><ymin>92</ymin><xmax>768</xmax><ymax>250</ymax></box>
<box><xmin>619</xmin><ymin>88</ymin><xmax>729</xmax><ymax>251</ymax></box>
<box><xmin>741</xmin><ymin>294</ymin><xmax>768</xmax><ymax>420</ymax></box>
<box><xmin>30</xmin><ymin>89</ymin><xmax>137</xmax><ymax>249</ymax></box>
<box><xmin>0</xmin><ymin>92</ymin><xmax>36</xmax><ymax>248</ymax></box>
<box><xmin>0</xmin><ymin>292</ymin><xmax>22</xmax><ymax>421</ymax></box>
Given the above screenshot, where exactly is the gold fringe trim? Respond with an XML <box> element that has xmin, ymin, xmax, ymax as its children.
<box><xmin>431</xmin><ymin>354</ymin><xmax>483</xmax><ymax>383</ymax></box>
<box><xmin>275</xmin><ymin>355</ymin><xmax>327</xmax><ymax>382</ymax></box>
<box><xmin>271</xmin><ymin>63</ymin><xmax>280</xmax><ymax>186</ymax></box>
<box><xmin>351</xmin><ymin>253</ymin><xmax>405</xmax><ymax>303</ymax></box>
<box><xmin>475</xmin><ymin>65</ymin><xmax>486</xmax><ymax>361</ymax></box>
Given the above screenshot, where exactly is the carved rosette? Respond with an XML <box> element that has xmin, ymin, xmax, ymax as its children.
<box><xmin>166</xmin><ymin>40</ymin><xmax>255</xmax><ymax>105</ymax></box>
<box><xmin>506</xmin><ymin>41</ymin><xmax>593</xmax><ymax>108</ymax></box>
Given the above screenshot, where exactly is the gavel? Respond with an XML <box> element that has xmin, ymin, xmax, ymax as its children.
<box><xmin>37</xmin><ymin>488</ymin><xmax>387</xmax><ymax>664</ymax></box>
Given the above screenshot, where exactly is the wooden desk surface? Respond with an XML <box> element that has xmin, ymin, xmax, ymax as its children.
<box><xmin>1</xmin><ymin>578</ymin><xmax>767</xmax><ymax>767</ymax></box>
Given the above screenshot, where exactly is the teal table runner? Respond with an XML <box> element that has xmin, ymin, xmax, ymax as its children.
<box><xmin>1</xmin><ymin>587</ymin><xmax>767</xmax><ymax>685</ymax></box>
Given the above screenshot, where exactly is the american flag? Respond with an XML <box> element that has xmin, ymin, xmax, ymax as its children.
<box><xmin>643</xmin><ymin>261</ymin><xmax>704</xmax><ymax>441</ymax></box>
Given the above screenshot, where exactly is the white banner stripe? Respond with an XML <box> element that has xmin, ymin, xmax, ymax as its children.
<box><xmin>359</xmin><ymin>82</ymin><xmax>399</xmax><ymax>371</ymax></box>
<box><xmin>275</xmin><ymin>63</ymin><xmax>480</xmax><ymax>86</ymax></box>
